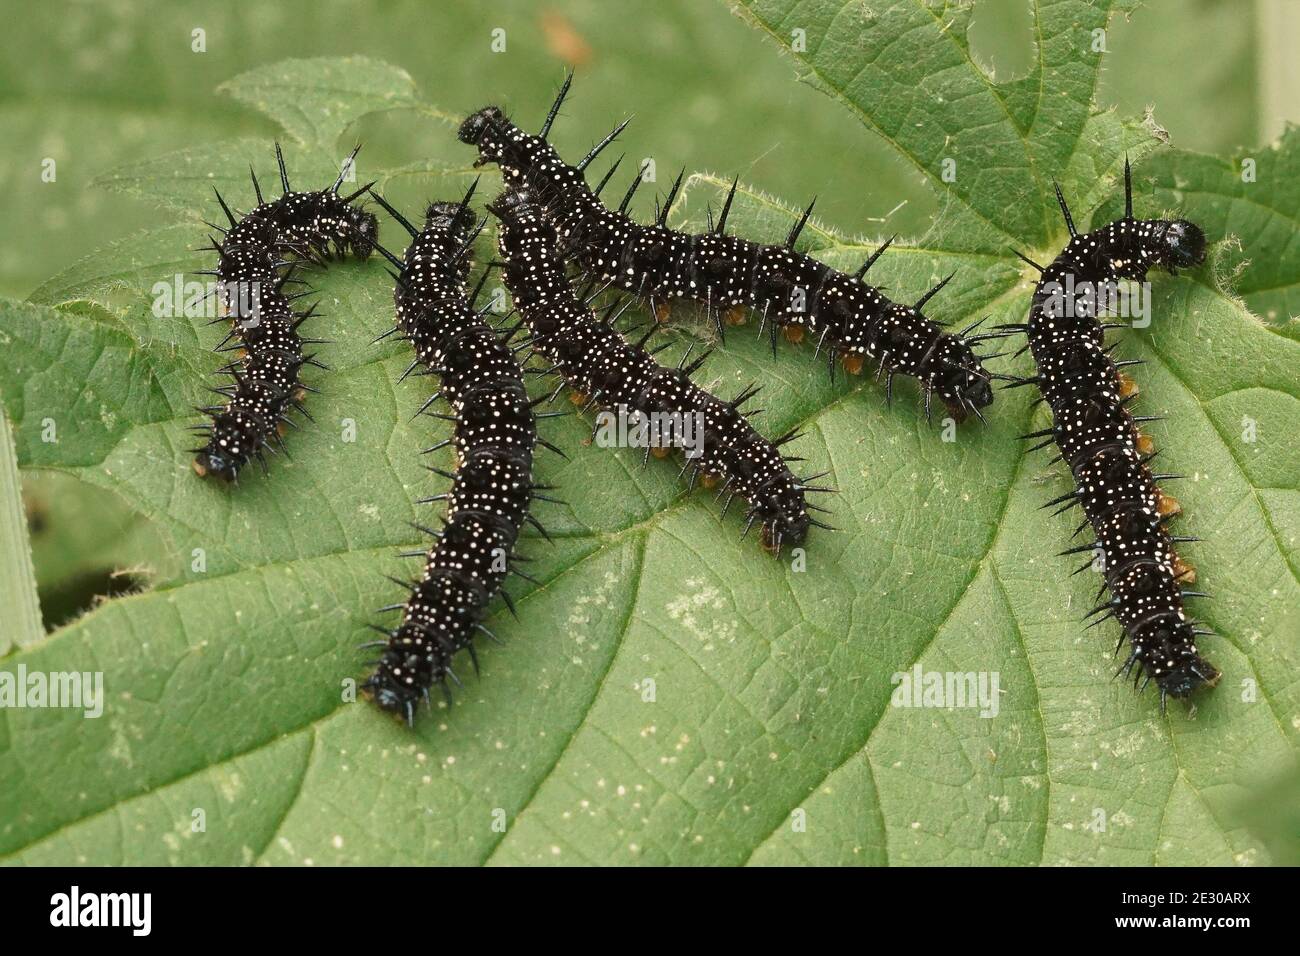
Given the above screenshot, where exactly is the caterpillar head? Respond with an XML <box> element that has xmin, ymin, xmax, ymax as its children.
<box><xmin>739</xmin><ymin>469</ymin><xmax>811</xmax><ymax>555</ymax></box>
<box><xmin>459</xmin><ymin>106</ymin><xmax>507</xmax><ymax>162</ymax></box>
<box><xmin>1135</xmin><ymin>617</ymin><xmax>1221</xmax><ymax>700</ymax></box>
<box><xmin>425</xmin><ymin>200</ymin><xmax>478</xmax><ymax>245</ymax></box>
<box><xmin>875</xmin><ymin>308</ymin><xmax>994</xmax><ymax>417</ymax></box>
<box><xmin>273</xmin><ymin>191</ymin><xmax>378</xmax><ymax>261</ymax></box>
<box><xmin>953</xmin><ymin>372</ymin><xmax>994</xmax><ymax>415</ymax></box>
<box><xmin>364</xmin><ymin>649</ymin><xmax>432</xmax><ymax>726</ymax></box>
<box><xmin>1152</xmin><ymin>218</ymin><xmax>1207</xmax><ymax>272</ymax></box>
<box><xmin>761</xmin><ymin>501</ymin><xmax>811</xmax><ymax>555</ymax></box>
<box><xmin>488</xmin><ymin>186</ymin><xmax>539</xmax><ymax>218</ymax></box>
<box><xmin>939</xmin><ymin>338</ymin><xmax>994</xmax><ymax>413</ymax></box>
<box><xmin>489</xmin><ymin>189</ymin><xmax>554</xmax><ymax>252</ymax></box>
<box><xmin>192</xmin><ymin>408</ymin><xmax>263</xmax><ymax>483</ymax></box>
<box><xmin>191</xmin><ymin>448</ymin><xmax>241</xmax><ymax>483</ymax></box>
<box><xmin>364</xmin><ymin>623</ymin><xmax>461</xmax><ymax>726</ymax></box>
<box><xmin>335</xmin><ymin>200</ymin><xmax>379</xmax><ymax>260</ymax></box>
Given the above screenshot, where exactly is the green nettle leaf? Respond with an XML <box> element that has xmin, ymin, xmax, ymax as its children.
<box><xmin>0</xmin><ymin>1</ymin><xmax>1296</xmax><ymax>869</ymax></box>
<box><xmin>1126</xmin><ymin>126</ymin><xmax>1300</xmax><ymax>339</ymax></box>
<box><xmin>217</xmin><ymin>56</ymin><xmax>426</xmax><ymax>149</ymax></box>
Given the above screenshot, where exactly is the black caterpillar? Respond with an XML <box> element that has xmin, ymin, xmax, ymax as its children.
<box><xmin>1001</xmin><ymin>160</ymin><xmax>1217</xmax><ymax>708</ymax></box>
<box><xmin>188</xmin><ymin>144</ymin><xmax>377</xmax><ymax>482</ymax></box>
<box><xmin>491</xmin><ymin>187</ymin><xmax>831</xmax><ymax>555</ymax></box>
<box><xmin>459</xmin><ymin>76</ymin><xmax>999</xmax><ymax>423</ymax></box>
<box><xmin>360</xmin><ymin>183</ymin><xmax>553</xmax><ymax>724</ymax></box>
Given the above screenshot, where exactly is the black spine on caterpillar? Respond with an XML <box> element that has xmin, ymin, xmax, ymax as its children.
<box><xmin>457</xmin><ymin>78</ymin><xmax>996</xmax><ymax>423</ymax></box>
<box><xmin>361</xmin><ymin>183</ymin><xmax>544</xmax><ymax>725</ymax></box>
<box><xmin>491</xmin><ymin>186</ymin><xmax>832</xmax><ymax>555</ymax></box>
<box><xmin>189</xmin><ymin>144</ymin><xmax>378</xmax><ymax>482</ymax></box>
<box><xmin>1002</xmin><ymin>159</ymin><xmax>1216</xmax><ymax>708</ymax></box>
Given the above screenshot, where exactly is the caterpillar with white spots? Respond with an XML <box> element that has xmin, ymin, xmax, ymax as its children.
<box><xmin>361</xmin><ymin>183</ymin><xmax>555</xmax><ymax>724</ymax></box>
<box><xmin>188</xmin><ymin>144</ymin><xmax>377</xmax><ymax>482</ymax></box>
<box><xmin>458</xmin><ymin>76</ymin><xmax>998</xmax><ymax>423</ymax></box>
<box><xmin>999</xmin><ymin>160</ymin><xmax>1218</xmax><ymax>707</ymax></box>
<box><xmin>491</xmin><ymin>187</ymin><xmax>831</xmax><ymax>556</ymax></box>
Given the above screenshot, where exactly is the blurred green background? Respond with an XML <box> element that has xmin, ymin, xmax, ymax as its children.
<box><xmin>1</xmin><ymin>0</ymin><xmax>1296</xmax><ymax>625</ymax></box>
